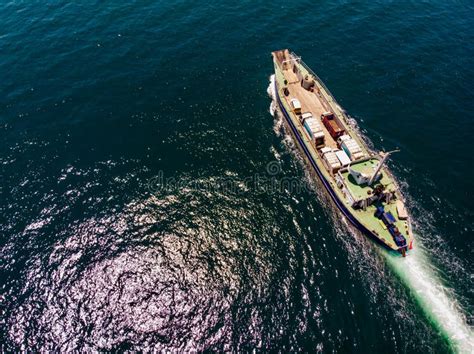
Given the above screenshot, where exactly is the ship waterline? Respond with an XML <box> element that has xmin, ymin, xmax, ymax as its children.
<box><xmin>271</xmin><ymin>49</ymin><xmax>414</xmax><ymax>255</ymax></box>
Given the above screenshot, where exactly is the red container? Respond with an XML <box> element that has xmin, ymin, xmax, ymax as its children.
<box><xmin>321</xmin><ymin>112</ymin><xmax>344</xmax><ymax>139</ymax></box>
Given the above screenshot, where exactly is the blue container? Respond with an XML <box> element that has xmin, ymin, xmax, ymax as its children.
<box><xmin>375</xmin><ymin>206</ymin><xmax>384</xmax><ymax>218</ymax></box>
<box><xmin>382</xmin><ymin>212</ymin><xmax>396</xmax><ymax>226</ymax></box>
<box><xmin>388</xmin><ymin>225</ymin><xmax>407</xmax><ymax>247</ymax></box>
<box><xmin>304</xmin><ymin>121</ymin><xmax>312</xmax><ymax>137</ymax></box>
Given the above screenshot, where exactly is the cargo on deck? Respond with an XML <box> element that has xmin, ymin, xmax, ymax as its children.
<box><xmin>396</xmin><ymin>200</ymin><xmax>408</xmax><ymax>220</ymax></box>
<box><xmin>302</xmin><ymin>112</ymin><xmax>325</xmax><ymax>147</ymax></box>
<box><xmin>335</xmin><ymin>150</ymin><xmax>351</xmax><ymax>166</ymax></box>
<box><xmin>290</xmin><ymin>98</ymin><xmax>301</xmax><ymax>115</ymax></box>
<box><xmin>321</xmin><ymin>147</ymin><xmax>341</xmax><ymax>172</ymax></box>
<box><xmin>338</xmin><ymin>135</ymin><xmax>364</xmax><ymax>160</ymax></box>
<box><xmin>321</xmin><ymin>112</ymin><xmax>345</xmax><ymax>140</ymax></box>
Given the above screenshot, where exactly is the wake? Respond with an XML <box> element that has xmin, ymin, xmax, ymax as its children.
<box><xmin>385</xmin><ymin>247</ymin><xmax>474</xmax><ymax>353</ymax></box>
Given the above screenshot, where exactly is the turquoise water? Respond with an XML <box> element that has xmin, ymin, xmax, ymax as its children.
<box><xmin>1</xmin><ymin>1</ymin><xmax>473</xmax><ymax>352</ymax></box>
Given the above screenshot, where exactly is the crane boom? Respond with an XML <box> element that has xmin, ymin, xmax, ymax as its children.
<box><xmin>369</xmin><ymin>149</ymin><xmax>400</xmax><ymax>185</ymax></box>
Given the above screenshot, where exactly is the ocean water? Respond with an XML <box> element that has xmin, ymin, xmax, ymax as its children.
<box><xmin>1</xmin><ymin>1</ymin><xmax>473</xmax><ymax>352</ymax></box>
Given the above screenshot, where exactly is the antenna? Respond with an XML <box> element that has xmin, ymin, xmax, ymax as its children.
<box><xmin>368</xmin><ymin>149</ymin><xmax>400</xmax><ymax>185</ymax></box>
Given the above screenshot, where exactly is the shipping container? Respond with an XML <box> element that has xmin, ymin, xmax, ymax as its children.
<box><xmin>290</xmin><ymin>98</ymin><xmax>301</xmax><ymax>115</ymax></box>
<box><xmin>301</xmin><ymin>112</ymin><xmax>312</xmax><ymax>122</ymax></box>
<box><xmin>338</xmin><ymin>134</ymin><xmax>364</xmax><ymax>160</ymax></box>
<box><xmin>321</xmin><ymin>112</ymin><xmax>344</xmax><ymax>139</ymax></box>
<box><xmin>321</xmin><ymin>147</ymin><xmax>341</xmax><ymax>172</ymax></box>
<box><xmin>303</xmin><ymin>115</ymin><xmax>325</xmax><ymax>147</ymax></box>
<box><xmin>335</xmin><ymin>150</ymin><xmax>351</xmax><ymax>166</ymax></box>
<box><xmin>382</xmin><ymin>212</ymin><xmax>397</xmax><ymax>226</ymax></box>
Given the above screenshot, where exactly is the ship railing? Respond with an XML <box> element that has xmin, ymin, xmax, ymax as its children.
<box><xmin>290</xmin><ymin>51</ymin><xmax>351</xmax><ymax>124</ymax></box>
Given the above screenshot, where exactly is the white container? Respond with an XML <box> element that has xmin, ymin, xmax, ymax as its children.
<box><xmin>304</xmin><ymin>117</ymin><xmax>325</xmax><ymax>146</ymax></box>
<box><xmin>290</xmin><ymin>98</ymin><xmax>301</xmax><ymax>114</ymax></box>
<box><xmin>338</xmin><ymin>134</ymin><xmax>351</xmax><ymax>143</ymax></box>
<box><xmin>335</xmin><ymin>150</ymin><xmax>351</xmax><ymax>166</ymax></box>
<box><xmin>340</xmin><ymin>136</ymin><xmax>363</xmax><ymax>160</ymax></box>
<box><xmin>322</xmin><ymin>149</ymin><xmax>341</xmax><ymax>172</ymax></box>
<box><xmin>301</xmin><ymin>112</ymin><xmax>312</xmax><ymax>122</ymax></box>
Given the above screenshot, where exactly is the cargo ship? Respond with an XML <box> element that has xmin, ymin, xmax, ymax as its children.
<box><xmin>270</xmin><ymin>49</ymin><xmax>413</xmax><ymax>255</ymax></box>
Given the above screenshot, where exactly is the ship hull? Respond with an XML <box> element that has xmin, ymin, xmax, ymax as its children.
<box><xmin>274</xmin><ymin>80</ymin><xmax>396</xmax><ymax>252</ymax></box>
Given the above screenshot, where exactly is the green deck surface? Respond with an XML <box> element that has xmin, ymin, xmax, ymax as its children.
<box><xmin>341</xmin><ymin>159</ymin><xmax>396</xmax><ymax>201</ymax></box>
<box><xmin>354</xmin><ymin>203</ymin><xmax>410</xmax><ymax>248</ymax></box>
<box><xmin>339</xmin><ymin>159</ymin><xmax>408</xmax><ymax>249</ymax></box>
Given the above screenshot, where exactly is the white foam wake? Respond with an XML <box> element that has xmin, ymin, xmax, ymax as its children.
<box><xmin>269</xmin><ymin>101</ymin><xmax>276</xmax><ymax>117</ymax></box>
<box><xmin>267</xmin><ymin>74</ymin><xmax>276</xmax><ymax>100</ymax></box>
<box><xmin>385</xmin><ymin>247</ymin><xmax>474</xmax><ymax>353</ymax></box>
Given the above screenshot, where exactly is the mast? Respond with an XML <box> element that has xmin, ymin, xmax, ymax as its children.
<box><xmin>369</xmin><ymin>149</ymin><xmax>400</xmax><ymax>185</ymax></box>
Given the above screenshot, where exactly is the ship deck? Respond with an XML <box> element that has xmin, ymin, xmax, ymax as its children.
<box><xmin>279</xmin><ymin>62</ymin><xmax>338</xmax><ymax>149</ymax></box>
<box><xmin>355</xmin><ymin>202</ymin><xmax>410</xmax><ymax>246</ymax></box>
<box><xmin>341</xmin><ymin>159</ymin><xmax>396</xmax><ymax>201</ymax></box>
<box><xmin>272</xmin><ymin>49</ymin><xmax>413</xmax><ymax>252</ymax></box>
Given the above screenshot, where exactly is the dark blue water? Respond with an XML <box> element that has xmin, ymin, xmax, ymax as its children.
<box><xmin>1</xmin><ymin>1</ymin><xmax>473</xmax><ymax>352</ymax></box>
